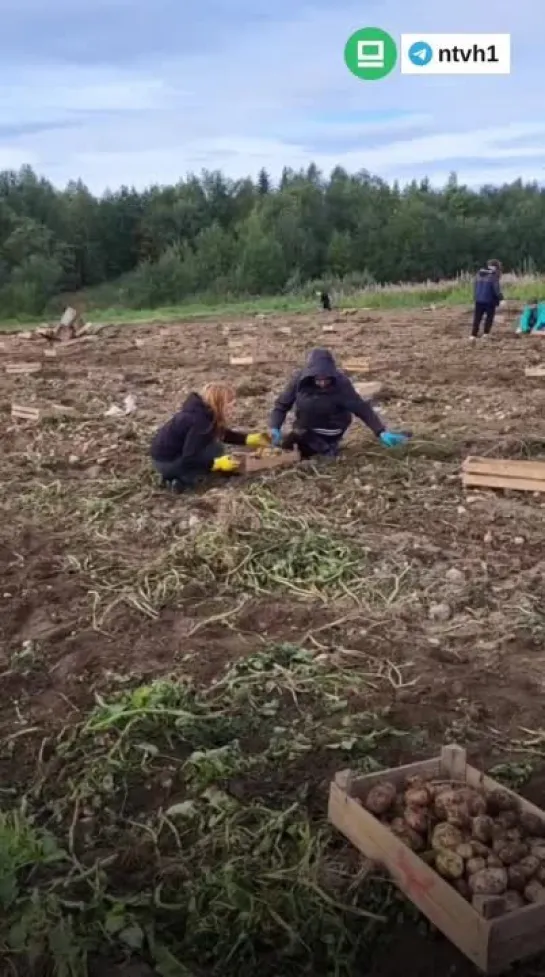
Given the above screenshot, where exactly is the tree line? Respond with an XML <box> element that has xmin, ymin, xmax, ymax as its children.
<box><xmin>0</xmin><ymin>164</ymin><xmax>544</xmax><ymax>317</ymax></box>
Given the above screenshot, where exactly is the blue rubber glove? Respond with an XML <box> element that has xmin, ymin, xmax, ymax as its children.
<box><xmin>379</xmin><ymin>431</ymin><xmax>409</xmax><ymax>448</ymax></box>
<box><xmin>270</xmin><ymin>428</ymin><xmax>282</xmax><ymax>447</ymax></box>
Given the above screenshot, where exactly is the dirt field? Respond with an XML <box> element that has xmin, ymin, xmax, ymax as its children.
<box><xmin>3</xmin><ymin>305</ymin><xmax>545</xmax><ymax>976</ymax></box>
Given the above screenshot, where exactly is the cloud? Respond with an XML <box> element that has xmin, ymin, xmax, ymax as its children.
<box><xmin>0</xmin><ymin>0</ymin><xmax>542</xmax><ymax>193</ymax></box>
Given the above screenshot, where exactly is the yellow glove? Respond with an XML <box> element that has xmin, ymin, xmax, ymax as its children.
<box><xmin>212</xmin><ymin>455</ymin><xmax>240</xmax><ymax>474</ymax></box>
<box><xmin>245</xmin><ymin>432</ymin><xmax>271</xmax><ymax>448</ymax></box>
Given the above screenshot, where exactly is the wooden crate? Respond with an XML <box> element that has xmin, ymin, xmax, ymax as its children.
<box><xmin>329</xmin><ymin>744</ymin><xmax>545</xmax><ymax>974</ymax></box>
<box><xmin>240</xmin><ymin>449</ymin><xmax>299</xmax><ymax>473</ymax></box>
<box><xmin>525</xmin><ymin>365</ymin><xmax>545</xmax><ymax>377</ymax></box>
<box><xmin>5</xmin><ymin>362</ymin><xmax>42</xmax><ymax>374</ymax></box>
<box><xmin>342</xmin><ymin>357</ymin><xmax>370</xmax><ymax>373</ymax></box>
<box><xmin>461</xmin><ymin>456</ymin><xmax>545</xmax><ymax>493</ymax></box>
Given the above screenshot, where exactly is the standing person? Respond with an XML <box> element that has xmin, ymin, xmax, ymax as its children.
<box><xmin>471</xmin><ymin>259</ymin><xmax>503</xmax><ymax>341</ymax></box>
<box><xmin>269</xmin><ymin>347</ymin><xmax>409</xmax><ymax>459</ymax></box>
<box><xmin>318</xmin><ymin>290</ymin><xmax>332</xmax><ymax>310</ymax></box>
<box><xmin>150</xmin><ymin>382</ymin><xmax>269</xmax><ymax>493</ymax></box>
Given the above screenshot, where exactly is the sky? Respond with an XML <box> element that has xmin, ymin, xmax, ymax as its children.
<box><xmin>0</xmin><ymin>0</ymin><xmax>542</xmax><ymax>195</ymax></box>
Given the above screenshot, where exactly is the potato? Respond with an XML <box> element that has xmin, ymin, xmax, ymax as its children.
<box><xmin>536</xmin><ymin>865</ymin><xmax>545</xmax><ymax>885</ymax></box>
<box><xmin>404</xmin><ymin>807</ymin><xmax>429</xmax><ymax>835</ymax></box>
<box><xmin>390</xmin><ymin>817</ymin><xmax>425</xmax><ymax>851</ymax></box>
<box><xmin>495</xmin><ymin>810</ymin><xmax>519</xmax><ymax>831</ymax></box>
<box><xmin>435</xmin><ymin>850</ymin><xmax>464</xmax><ymax>880</ymax></box>
<box><xmin>456</xmin><ymin>843</ymin><xmax>475</xmax><ymax>861</ymax></box>
<box><xmin>530</xmin><ymin>843</ymin><xmax>545</xmax><ymax>862</ymax></box>
<box><xmin>365</xmin><ymin>782</ymin><xmax>397</xmax><ymax>815</ymax></box>
<box><xmin>507</xmin><ymin>866</ymin><xmax>527</xmax><ymax>891</ymax></box>
<box><xmin>454</xmin><ymin>878</ymin><xmax>471</xmax><ymax>899</ymax></box>
<box><xmin>472</xmin><ymin>815</ymin><xmax>495</xmax><ymax>844</ymax></box>
<box><xmin>518</xmin><ymin>855</ymin><xmax>540</xmax><ymax>879</ymax></box>
<box><xmin>503</xmin><ymin>890</ymin><xmax>525</xmax><ymax>912</ymax></box>
<box><xmin>431</xmin><ymin>822</ymin><xmax>463</xmax><ymax>851</ymax></box>
<box><xmin>520</xmin><ymin>811</ymin><xmax>545</xmax><ymax>837</ymax></box>
<box><xmin>524</xmin><ymin>880</ymin><xmax>545</xmax><ymax>903</ymax></box>
<box><xmin>487</xmin><ymin>789</ymin><xmax>518</xmax><ymax>815</ymax></box>
<box><xmin>494</xmin><ymin>841</ymin><xmax>528</xmax><ymax>866</ymax></box>
<box><xmin>468</xmin><ymin>867</ymin><xmax>508</xmax><ymax>896</ymax></box>
<box><xmin>487</xmin><ymin>854</ymin><xmax>503</xmax><ymax>869</ymax></box>
<box><xmin>472</xmin><ymin>841</ymin><xmax>491</xmax><ymax>858</ymax></box>
<box><xmin>405</xmin><ymin>786</ymin><xmax>430</xmax><ymax>808</ymax></box>
<box><xmin>466</xmin><ymin>790</ymin><xmax>487</xmax><ymax>818</ymax></box>
<box><xmin>466</xmin><ymin>857</ymin><xmax>487</xmax><ymax>875</ymax></box>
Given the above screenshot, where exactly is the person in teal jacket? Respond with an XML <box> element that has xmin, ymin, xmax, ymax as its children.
<box><xmin>518</xmin><ymin>299</ymin><xmax>545</xmax><ymax>334</ymax></box>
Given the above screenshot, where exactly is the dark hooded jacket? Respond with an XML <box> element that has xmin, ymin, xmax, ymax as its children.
<box><xmin>150</xmin><ymin>392</ymin><xmax>246</xmax><ymax>465</ymax></box>
<box><xmin>474</xmin><ymin>267</ymin><xmax>503</xmax><ymax>306</ymax></box>
<box><xmin>269</xmin><ymin>348</ymin><xmax>385</xmax><ymax>438</ymax></box>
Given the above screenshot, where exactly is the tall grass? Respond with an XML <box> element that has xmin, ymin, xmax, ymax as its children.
<box><xmin>0</xmin><ymin>271</ymin><xmax>541</xmax><ymax>330</ymax></box>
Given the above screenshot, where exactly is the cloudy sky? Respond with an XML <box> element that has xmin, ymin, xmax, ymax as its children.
<box><xmin>0</xmin><ymin>0</ymin><xmax>540</xmax><ymax>194</ymax></box>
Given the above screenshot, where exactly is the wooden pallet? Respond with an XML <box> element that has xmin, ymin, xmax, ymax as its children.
<box><xmin>239</xmin><ymin>449</ymin><xmax>299</xmax><ymax>473</ymax></box>
<box><xmin>329</xmin><ymin>744</ymin><xmax>545</xmax><ymax>974</ymax></box>
<box><xmin>5</xmin><ymin>362</ymin><xmax>42</xmax><ymax>374</ymax></box>
<box><xmin>461</xmin><ymin>456</ymin><xmax>545</xmax><ymax>493</ymax></box>
<box><xmin>525</xmin><ymin>365</ymin><xmax>545</xmax><ymax>377</ymax></box>
<box><xmin>342</xmin><ymin>357</ymin><xmax>370</xmax><ymax>373</ymax></box>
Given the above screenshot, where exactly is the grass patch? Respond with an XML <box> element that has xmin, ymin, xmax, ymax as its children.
<box><xmin>0</xmin><ymin>272</ymin><xmax>539</xmax><ymax>331</ymax></box>
<box><xmin>0</xmin><ymin>644</ymin><xmax>411</xmax><ymax>977</ymax></box>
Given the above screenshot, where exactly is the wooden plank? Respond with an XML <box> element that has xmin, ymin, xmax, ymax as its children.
<box><xmin>5</xmin><ymin>361</ymin><xmax>42</xmax><ymax>374</ymax></box>
<box><xmin>242</xmin><ymin>450</ymin><xmax>299</xmax><ymax>473</ymax></box>
<box><xmin>230</xmin><ymin>355</ymin><xmax>254</xmax><ymax>366</ymax></box>
<box><xmin>11</xmin><ymin>403</ymin><xmax>40</xmax><ymax>421</ymax></box>
<box><xmin>441</xmin><ymin>744</ymin><xmax>467</xmax><ymax>780</ymax></box>
<box><xmin>354</xmin><ymin>381</ymin><xmax>383</xmax><ymax>399</ymax></box>
<box><xmin>462</xmin><ymin>472</ymin><xmax>545</xmax><ymax>493</ymax></box>
<box><xmin>462</xmin><ymin>457</ymin><xmax>545</xmax><ymax>481</ymax></box>
<box><xmin>525</xmin><ymin>366</ymin><xmax>545</xmax><ymax>377</ymax></box>
<box><xmin>342</xmin><ymin>358</ymin><xmax>370</xmax><ymax>373</ymax></box>
<box><xmin>322</xmin><ymin>325</ymin><xmax>336</xmax><ymax>333</ymax></box>
<box><xmin>44</xmin><ymin>348</ymin><xmax>57</xmax><ymax>358</ymax></box>
<box><xmin>328</xmin><ymin>779</ymin><xmax>489</xmax><ymax>971</ymax></box>
<box><xmin>277</xmin><ymin>326</ymin><xmax>292</xmax><ymax>336</ymax></box>
<box><xmin>488</xmin><ymin>905</ymin><xmax>545</xmax><ymax>974</ymax></box>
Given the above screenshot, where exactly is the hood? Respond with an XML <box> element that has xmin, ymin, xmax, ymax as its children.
<box><xmin>301</xmin><ymin>347</ymin><xmax>338</xmax><ymax>380</ymax></box>
<box><xmin>181</xmin><ymin>391</ymin><xmax>211</xmax><ymax>416</ymax></box>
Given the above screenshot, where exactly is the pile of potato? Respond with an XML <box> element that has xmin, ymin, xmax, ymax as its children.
<box><xmin>363</xmin><ymin>775</ymin><xmax>545</xmax><ymax>913</ymax></box>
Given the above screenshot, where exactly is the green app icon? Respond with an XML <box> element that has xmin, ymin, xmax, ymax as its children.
<box><xmin>344</xmin><ymin>27</ymin><xmax>397</xmax><ymax>81</ymax></box>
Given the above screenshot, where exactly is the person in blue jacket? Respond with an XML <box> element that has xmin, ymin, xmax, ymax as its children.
<box><xmin>268</xmin><ymin>347</ymin><xmax>409</xmax><ymax>459</ymax></box>
<box><xmin>518</xmin><ymin>299</ymin><xmax>545</xmax><ymax>334</ymax></box>
<box><xmin>471</xmin><ymin>259</ymin><xmax>503</xmax><ymax>340</ymax></box>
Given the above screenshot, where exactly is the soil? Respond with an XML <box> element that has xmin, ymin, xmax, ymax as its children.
<box><xmin>3</xmin><ymin>304</ymin><xmax>545</xmax><ymax>974</ymax></box>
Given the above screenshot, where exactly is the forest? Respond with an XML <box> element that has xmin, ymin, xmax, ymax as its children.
<box><xmin>0</xmin><ymin>163</ymin><xmax>544</xmax><ymax>317</ymax></box>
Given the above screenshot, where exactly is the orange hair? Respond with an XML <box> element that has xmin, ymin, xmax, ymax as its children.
<box><xmin>200</xmin><ymin>382</ymin><xmax>235</xmax><ymax>434</ymax></box>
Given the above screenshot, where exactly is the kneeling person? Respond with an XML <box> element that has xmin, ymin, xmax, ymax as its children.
<box><xmin>150</xmin><ymin>382</ymin><xmax>268</xmax><ymax>492</ymax></box>
<box><xmin>269</xmin><ymin>348</ymin><xmax>409</xmax><ymax>458</ymax></box>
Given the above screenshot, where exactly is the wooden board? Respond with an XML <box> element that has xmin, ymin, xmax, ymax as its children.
<box><xmin>462</xmin><ymin>456</ymin><xmax>545</xmax><ymax>494</ymax></box>
<box><xmin>322</xmin><ymin>325</ymin><xmax>336</xmax><ymax>333</ymax></box>
<box><xmin>354</xmin><ymin>381</ymin><xmax>383</xmax><ymax>399</ymax></box>
<box><xmin>525</xmin><ymin>366</ymin><xmax>545</xmax><ymax>377</ymax></box>
<box><xmin>230</xmin><ymin>355</ymin><xmax>255</xmax><ymax>366</ymax></box>
<box><xmin>342</xmin><ymin>358</ymin><xmax>370</xmax><ymax>373</ymax></box>
<box><xmin>241</xmin><ymin>449</ymin><xmax>299</xmax><ymax>473</ymax></box>
<box><xmin>11</xmin><ymin>403</ymin><xmax>40</xmax><ymax>421</ymax></box>
<box><xmin>5</xmin><ymin>362</ymin><xmax>42</xmax><ymax>374</ymax></box>
<box><xmin>277</xmin><ymin>326</ymin><xmax>292</xmax><ymax>336</ymax></box>
<box><xmin>329</xmin><ymin>744</ymin><xmax>545</xmax><ymax>974</ymax></box>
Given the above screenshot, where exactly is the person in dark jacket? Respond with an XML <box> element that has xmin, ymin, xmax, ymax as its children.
<box><xmin>150</xmin><ymin>382</ymin><xmax>269</xmax><ymax>492</ymax></box>
<box><xmin>471</xmin><ymin>259</ymin><xmax>503</xmax><ymax>340</ymax></box>
<box><xmin>320</xmin><ymin>290</ymin><xmax>332</xmax><ymax>311</ymax></box>
<box><xmin>269</xmin><ymin>348</ymin><xmax>409</xmax><ymax>459</ymax></box>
